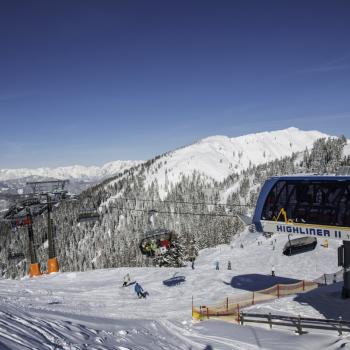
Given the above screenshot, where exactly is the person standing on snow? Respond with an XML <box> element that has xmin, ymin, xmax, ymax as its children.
<box><xmin>190</xmin><ymin>257</ymin><xmax>195</xmax><ymax>270</ymax></box>
<box><xmin>122</xmin><ymin>273</ymin><xmax>131</xmax><ymax>287</ymax></box>
<box><xmin>271</xmin><ymin>265</ymin><xmax>275</xmax><ymax>277</ymax></box>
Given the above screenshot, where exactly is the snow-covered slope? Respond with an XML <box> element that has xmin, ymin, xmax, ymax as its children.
<box><xmin>0</xmin><ymin>160</ymin><xmax>143</xmax><ymax>181</ymax></box>
<box><xmin>193</xmin><ymin>127</ymin><xmax>327</xmax><ymax>178</ymax></box>
<box><xmin>133</xmin><ymin>127</ymin><xmax>328</xmax><ymax>197</ymax></box>
<box><xmin>344</xmin><ymin>141</ymin><xmax>350</xmax><ymax>157</ymax></box>
<box><xmin>0</xmin><ymin>229</ymin><xmax>348</xmax><ymax>349</ymax></box>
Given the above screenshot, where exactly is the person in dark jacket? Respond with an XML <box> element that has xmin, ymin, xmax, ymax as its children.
<box><xmin>134</xmin><ymin>282</ymin><xmax>148</xmax><ymax>298</ymax></box>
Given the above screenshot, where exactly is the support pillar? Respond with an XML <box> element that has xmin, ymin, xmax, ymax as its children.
<box><xmin>27</xmin><ymin>211</ymin><xmax>42</xmax><ymax>277</ymax></box>
<box><xmin>341</xmin><ymin>241</ymin><xmax>350</xmax><ymax>298</ymax></box>
<box><xmin>46</xmin><ymin>196</ymin><xmax>59</xmax><ymax>273</ymax></box>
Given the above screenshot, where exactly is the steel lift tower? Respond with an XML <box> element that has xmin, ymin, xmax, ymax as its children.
<box><xmin>26</xmin><ymin>180</ymin><xmax>69</xmax><ymax>275</ymax></box>
<box><xmin>3</xmin><ymin>197</ymin><xmax>46</xmax><ymax>276</ymax></box>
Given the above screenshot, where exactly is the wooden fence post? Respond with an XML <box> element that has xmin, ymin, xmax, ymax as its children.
<box><xmin>338</xmin><ymin>316</ymin><xmax>343</xmax><ymax>336</ymax></box>
<box><xmin>226</xmin><ymin>297</ymin><xmax>229</xmax><ymax>312</ymax></box>
<box><xmin>302</xmin><ymin>280</ymin><xmax>305</xmax><ymax>291</ymax></box>
<box><xmin>192</xmin><ymin>296</ymin><xmax>194</xmax><ymax>317</ymax></box>
<box><xmin>240</xmin><ymin>312</ymin><xmax>244</xmax><ymax>325</ymax></box>
<box><xmin>252</xmin><ymin>292</ymin><xmax>255</xmax><ymax>305</ymax></box>
<box><xmin>237</xmin><ymin>304</ymin><xmax>240</xmax><ymax>323</ymax></box>
<box><xmin>296</xmin><ymin>315</ymin><xmax>303</xmax><ymax>335</ymax></box>
<box><xmin>206</xmin><ymin>307</ymin><xmax>209</xmax><ymax>319</ymax></box>
<box><xmin>268</xmin><ymin>313</ymin><xmax>272</xmax><ymax>329</ymax></box>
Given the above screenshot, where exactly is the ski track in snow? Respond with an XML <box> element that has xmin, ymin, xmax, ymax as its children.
<box><xmin>1</xmin><ymin>229</ymin><xmax>350</xmax><ymax>349</ymax></box>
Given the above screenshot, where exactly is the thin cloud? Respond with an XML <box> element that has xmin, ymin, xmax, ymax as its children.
<box><xmin>298</xmin><ymin>54</ymin><xmax>350</xmax><ymax>73</ymax></box>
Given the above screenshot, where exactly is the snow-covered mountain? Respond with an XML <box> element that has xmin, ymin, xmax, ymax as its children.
<box><xmin>110</xmin><ymin>127</ymin><xmax>329</xmax><ymax>198</ymax></box>
<box><xmin>0</xmin><ymin>127</ymin><xmax>329</xmax><ymax>198</ymax></box>
<box><xmin>0</xmin><ymin>128</ymin><xmax>328</xmax><ymax>184</ymax></box>
<box><xmin>0</xmin><ymin>160</ymin><xmax>143</xmax><ymax>182</ymax></box>
<box><xmin>164</xmin><ymin>127</ymin><xmax>328</xmax><ymax>181</ymax></box>
<box><xmin>2</xmin><ymin>126</ymin><xmax>349</xmax><ymax>279</ymax></box>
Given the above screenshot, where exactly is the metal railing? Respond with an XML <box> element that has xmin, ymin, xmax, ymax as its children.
<box><xmin>314</xmin><ymin>269</ymin><xmax>343</xmax><ymax>285</ymax></box>
<box><xmin>239</xmin><ymin>312</ymin><xmax>350</xmax><ymax>336</ymax></box>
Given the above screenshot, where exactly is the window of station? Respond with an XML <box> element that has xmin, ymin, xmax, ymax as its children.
<box><xmin>261</xmin><ymin>180</ymin><xmax>350</xmax><ymax>227</ymax></box>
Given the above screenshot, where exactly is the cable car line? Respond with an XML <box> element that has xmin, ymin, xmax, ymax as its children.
<box><xmin>107</xmin><ymin>205</ymin><xmax>240</xmax><ymax>218</ymax></box>
<box><xmin>106</xmin><ymin>196</ymin><xmax>252</xmax><ymax>208</ymax></box>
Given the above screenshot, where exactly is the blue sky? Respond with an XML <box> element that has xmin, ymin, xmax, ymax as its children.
<box><xmin>0</xmin><ymin>0</ymin><xmax>349</xmax><ymax>168</ymax></box>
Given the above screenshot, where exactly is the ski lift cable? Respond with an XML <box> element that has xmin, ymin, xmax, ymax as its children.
<box><xmin>108</xmin><ymin>205</ymin><xmax>241</xmax><ymax>218</ymax></box>
<box><xmin>109</xmin><ymin>197</ymin><xmax>252</xmax><ymax>208</ymax></box>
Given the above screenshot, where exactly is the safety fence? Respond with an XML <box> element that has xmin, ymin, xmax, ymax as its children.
<box><xmin>314</xmin><ymin>269</ymin><xmax>343</xmax><ymax>285</ymax></box>
<box><xmin>239</xmin><ymin>312</ymin><xmax>350</xmax><ymax>335</ymax></box>
<box><xmin>192</xmin><ymin>280</ymin><xmax>318</xmax><ymax>321</ymax></box>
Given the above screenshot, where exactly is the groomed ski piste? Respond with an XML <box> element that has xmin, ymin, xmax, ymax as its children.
<box><xmin>1</xmin><ymin>229</ymin><xmax>350</xmax><ymax>350</ymax></box>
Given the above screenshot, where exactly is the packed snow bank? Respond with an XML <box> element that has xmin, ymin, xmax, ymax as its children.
<box><xmin>0</xmin><ymin>228</ymin><xmax>348</xmax><ymax>349</ymax></box>
<box><xmin>2</xmin><ymin>301</ymin><xmax>348</xmax><ymax>350</ymax></box>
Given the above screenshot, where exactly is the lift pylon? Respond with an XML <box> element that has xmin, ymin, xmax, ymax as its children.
<box><xmin>25</xmin><ymin>209</ymin><xmax>42</xmax><ymax>277</ymax></box>
<box><xmin>26</xmin><ymin>180</ymin><xmax>70</xmax><ymax>275</ymax></box>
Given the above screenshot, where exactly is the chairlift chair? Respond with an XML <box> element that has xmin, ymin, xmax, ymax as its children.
<box><xmin>77</xmin><ymin>208</ymin><xmax>100</xmax><ymax>223</ymax></box>
<box><xmin>283</xmin><ymin>236</ymin><xmax>317</xmax><ymax>256</ymax></box>
<box><xmin>139</xmin><ymin>228</ymin><xmax>176</xmax><ymax>257</ymax></box>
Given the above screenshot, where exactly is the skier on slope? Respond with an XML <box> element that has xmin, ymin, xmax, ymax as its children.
<box><xmin>122</xmin><ymin>273</ymin><xmax>131</xmax><ymax>287</ymax></box>
<box><xmin>134</xmin><ymin>282</ymin><xmax>148</xmax><ymax>298</ymax></box>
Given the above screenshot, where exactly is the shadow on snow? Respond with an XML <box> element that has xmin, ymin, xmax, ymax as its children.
<box><xmin>294</xmin><ymin>282</ymin><xmax>350</xmax><ymax>320</ymax></box>
<box><xmin>224</xmin><ymin>273</ymin><xmax>301</xmax><ymax>292</ymax></box>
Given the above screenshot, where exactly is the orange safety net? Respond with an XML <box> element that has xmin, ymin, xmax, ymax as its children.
<box><xmin>192</xmin><ymin>280</ymin><xmax>318</xmax><ymax>321</ymax></box>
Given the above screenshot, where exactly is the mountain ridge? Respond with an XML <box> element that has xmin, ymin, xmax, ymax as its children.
<box><xmin>133</xmin><ymin>127</ymin><xmax>330</xmax><ymax>198</ymax></box>
<box><xmin>0</xmin><ymin>128</ymin><xmax>331</xmax><ymax>183</ymax></box>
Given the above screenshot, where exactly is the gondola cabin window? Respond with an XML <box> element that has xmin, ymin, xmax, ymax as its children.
<box><xmin>262</xmin><ymin>180</ymin><xmax>350</xmax><ymax>227</ymax></box>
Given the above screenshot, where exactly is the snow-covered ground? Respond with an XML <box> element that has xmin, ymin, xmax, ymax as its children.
<box><xmin>1</xmin><ymin>229</ymin><xmax>350</xmax><ymax>349</ymax></box>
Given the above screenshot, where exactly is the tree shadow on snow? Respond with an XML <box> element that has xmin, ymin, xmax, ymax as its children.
<box><xmin>294</xmin><ymin>282</ymin><xmax>350</xmax><ymax>320</ymax></box>
<box><xmin>224</xmin><ymin>273</ymin><xmax>300</xmax><ymax>292</ymax></box>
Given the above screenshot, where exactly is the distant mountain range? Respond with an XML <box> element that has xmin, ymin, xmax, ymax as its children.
<box><xmin>0</xmin><ymin>160</ymin><xmax>143</xmax><ymax>182</ymax></box>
